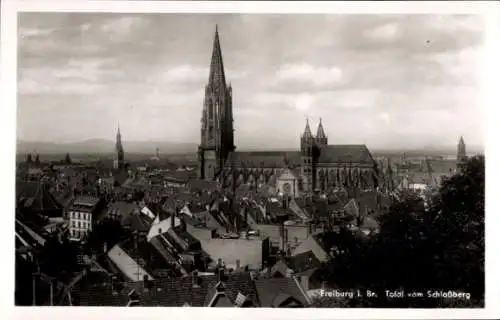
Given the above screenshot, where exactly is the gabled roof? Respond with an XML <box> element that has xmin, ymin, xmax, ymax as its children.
<box><xmin>254</xmin><ymin>277</ymin><xmax>309</xmax><ymax>307</ymax></box>
<box><xmin>75</xmin><ymin>271</ymin><xmax>258</xmax><ymax>307</ymax></box>
<box><xmin>17</xmin><ymin>180</ymin><xmax>64</xmax><ymax>217</ymax></box>
<box><xmin>286</xmin><ymin>250</ymin><xmax>322</xmax><ymax>273</ymax></box>
<box><xmin>318</xmin><ymin>145</ymin><xmax>374</xmax><ymax>164</ymax></box>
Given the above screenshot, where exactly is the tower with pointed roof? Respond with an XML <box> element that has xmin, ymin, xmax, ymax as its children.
<box><xmin>198</xmin><ymin>25</ymin><xmax>235</xmax><ymax>180</ymax></box>
<box><xmin>300</xmin><ymin>118</ymin><xmax>315</xmax><ymax>192</ymax></box>
<box><xmin>457</xmin><ymin>135</ymin><xmax>467</xmax><ymax>170</ymax></box>
<box><xmin>315</xmin><ymin>118</ymin><xmax>328</xmax><ymax>146</ymax></box>
<box><xmin>115</xmin><ymin>124</ymin><xmax>125</xmax><ymax>170</ymax></box>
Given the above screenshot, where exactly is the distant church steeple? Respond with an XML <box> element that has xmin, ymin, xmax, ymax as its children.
<box><xmin>316</xmin><ymin>117</ymin><xmax>327</xmax><ymax>146</ymax></box>
<box><xmin>198</xmin><ymin>25</ymin><xmax>235</xmax><ymax>180</ymax></box>
<box><xmin>302</xmin><ymin>117</ymin><xmax>313</xmax><ymax>140</ymax></box>
<box><xmin>457</xmin><ymin>135</ymin><xmax>467</xmax><ymax>170</ymax></box>
<box><xmin>115</xmin><ymin>123</ymin><xmax>125</xmax><ymax>170</ymax></box>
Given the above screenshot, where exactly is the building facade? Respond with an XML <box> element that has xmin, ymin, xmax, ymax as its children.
<box><xmin>198</xmin><ymin>26</ymin><xmax>380</xmax><ymax>195</ymax></box>
<box><xmin>67</xmin><ymin>195</ymin><xmax>101</xmax><ymax>241</ymax></box>
<box><xmin>197</xmin><ymin>25</ymin><xmax>235</xmax><ymax>180</ymax></box>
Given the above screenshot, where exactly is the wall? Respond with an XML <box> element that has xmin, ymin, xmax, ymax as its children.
<box><xmin>254</xmin><ymin>223</ymin><xmax>310</xmax><ymax>249</ymax></box>
<box><xmin>147</xmin><ymin>216</ymin><xmax>182</xmax><ymax>241</ymax></box>
<box><xmin>68</xmin><ymin>210</ymin><xmax>92</xmax><ymax>240</ymax></box>
<box><xmin>200</xmin><ymin>238</ymin><xmax>264</xmax><ymax>270</ymax></box>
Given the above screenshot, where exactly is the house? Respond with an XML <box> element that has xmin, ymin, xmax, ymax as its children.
<box><xmin>288</xmin><ymin>198</ymin><xmax>312</xmax><ymax>222</ymax></box>
<box><xmin>73</xmin><ymin>269</ymin><xmax>260</xmax><ymax>307</ymax></box>
<box><xmin>292</xmin><ymin>232</ymin><xmax>340</xmax><ymax>263</ymax></box>
<box><xmin>254</xmin><ymin>277</ymin><xmax>311</xmax><ymax>307</ymax></box>
<box><xmin>105</xmin><ymin>200</ymin><xmax>141</xmax><ymax>225</ymax></box>
<box><xmin>146</xmin><ymin>211</ymin><xmax>182</xmax><ymax>241</ymax></box>
<box><xmin>16</xmin><ymin>180</ymin><xmax>64</xmax><ymax>220</ymax></box>
<box><xmin>199</xmin><ymin>237</ymin><xmax>270</xmax><ymax>270</ymax></box>
<box><xmin>270</xmin><ymin>250</ymin><xmax>321</xmax><ymax>278</ymax></box>
<box><xmin>15</xmin><ymin>217</ymin><xmax>47</xmax><ymax>262</ymax></box>
<box><xmin>107</xmin><ymin>234</ymin><xmax>180</xmax><ymax>282</ymax></box>
<box><xmin>67</xmin><ymin>195</ymin><xmax>103</xmax><ymax>241</ymax></box>
<box><xmin>252</xmin><ymin>222</ymin><xmax>314</xmax><ymax>252</ymax></box>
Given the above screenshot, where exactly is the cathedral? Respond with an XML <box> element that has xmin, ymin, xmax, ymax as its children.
<box><xmin>197</xmin><ymin>26</ymin><xmax>380</xmax><ymax>196</ymax></box>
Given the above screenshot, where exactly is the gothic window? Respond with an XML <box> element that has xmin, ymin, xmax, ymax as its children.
<box><xmin>209</xmin><ymin>126</ymin><xmax>214</xmax><ymax>140</ymax></box>
<box><xmin>209</xmin><ymin>101</ymin><xmax>214</xmax><ymax>119</ymax></box>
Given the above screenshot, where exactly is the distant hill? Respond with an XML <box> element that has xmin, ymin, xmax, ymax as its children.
<box><xmin>16</xmin><ymin>139</ymin><xmax>198</xmax><ymax>155</ymax></box>
<box><xmin>16</xmin><ymin>139</ymin><xmax>484</xmax><ymax>158</ymax></box>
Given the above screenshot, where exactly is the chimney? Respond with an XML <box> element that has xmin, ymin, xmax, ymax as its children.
<box><xmin>192</xmin><ymin>270</ymin><xmax>200</xmax><ymax>288</ymax></box>
<box><xmin>111</xmin><ymin>276</ymin><xmax>118</xmax><ymax>295</ymax></box>
<box><xmin>236</xmin><ymin>259</ymin><xmax>241</xmax><ymax>269</ymax></box>
<box><xmin>170</xmin><ymin>210</ymin><xmax>175</xmax><ymax>230</ymax></box>
<box><xmin>181</xmin><ymin>216</ymin><xmax>187</xmax><ymax>232</ymax></box>
<box><xmin>143</xmin><ymin>275</ymin><xmax>152</xmax><ymax>292</ymax></box>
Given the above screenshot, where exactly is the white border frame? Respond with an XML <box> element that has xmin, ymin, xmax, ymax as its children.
<box><xmin>2</xmin><ymin>1</ymin><xmax>500</xmax><ymax>319</ymax></box>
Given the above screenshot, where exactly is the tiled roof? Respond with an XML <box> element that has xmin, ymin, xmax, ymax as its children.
<box><xmin>118</xmin><ymin>237</ymin><xmax>174</xmax><ymax>277</ymax></box>
<box><xmin>16</xmin><ymin>180</ymin><xmax>64</xmax><ymax>217</ymax></box>
<box><xmin>76</xmin><ymin>271</ymin><xmax>258</xmax><ymax>307</ymax></box>
<box><xmin>188</xmin><ymin>179</ymin><xmax>218</xmax><ymax>192</ymax></box>
<box><xmin>312</xmin><ymin>231</ymin><xmax>344</xmax><ymax>254</ymax></box>
<box><xmin>318</xmin><ymin>145</ymin><xmax>374</xmax><ymax>164</ymax></box>
<box><xmin>286</xmin><ymin>250</ymin><xmax>322</xmax><ymax>273</ymax></box>
<box><xmin>254</xmin><ymin>277</ymin><xmax>309</xmax><ymax>307</ymax></box>
<box><xmin>107</xmin><ymin>201</ymin><xmax>140</xmax><ymax>222</ymax></box>
<box><xmin>122</xmin><ymin>214</ymin><xmax>151</xmax><ymax>233</ymax></box>
<box><xmin>226</xmin><ymin>151</ymin><xmax>301</xmax><ymax>169</ymax></box>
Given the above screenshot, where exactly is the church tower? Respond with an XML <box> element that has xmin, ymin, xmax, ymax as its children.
<box><xmin>315</xmin><ymin>118</ymin><xmax>328</xmax><ymax>146</ymax></box>
<box><xmin>198</xmin><ymin>25</ymin><xmax>235</xmax><ymax>180</ymax></box>
<box><xmin>115</xmin><ymin>125</ymin><xmax>125</xmax><ymax>170</ymax></box>
<box><xmin>300</xmin><ymin>118</ymin><xmax>314</xmax><ymax>193</ymax></box>
<box><xmin>457</xmin><ymin>136</ymin><xmax>467</xmax><ymax>169</ymax></box>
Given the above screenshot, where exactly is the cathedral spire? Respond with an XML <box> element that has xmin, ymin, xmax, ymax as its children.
<box><xmin>115</xmin><ymin>123</ymin><xmax>124</xmax><ymax>169</ymax></box>
<box><xmin>302</xmin><ymin>117</ymin><xmax>313</xmax><ymax>139</ymax></box>
<box><xmin>316</xmin><ymin>117</ymin><xmax>327</xmax><ymax>145</ymax></box>
<box><xmin>208</xmin><ymin>24</ymin><xmax>226</xmax><ymax>89</ymax></box>
<box><xmin>457</xmin><ymin>135</ymin><xmax>467</xmax><ymax>168</ymax></box>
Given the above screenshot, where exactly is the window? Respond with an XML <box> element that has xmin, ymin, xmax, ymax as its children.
<box><xmin>72</xmin><ymin>221</ymin><xmax>76</xmax><ymax>227</ymax></box>
<box><xmin>78</xmin><ymin>221</ymin><xmax>81</xmax><ymax>229</ymax></box>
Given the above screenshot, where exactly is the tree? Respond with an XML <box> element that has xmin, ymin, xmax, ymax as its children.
<box><xmin>38</xmin><ymin>234</ymin><xmax>80</xmax><ymax>277</ymax></box>
<box><xmin>312</xmin><ymin>156</ymin><xmax>485</xmax><ymax>308</ymax></box>
<box><xmin>84</xmin><ymin>218</ymin><xmax>129</xmax><ymax>254</ymax></box>
<box><xmin>65</xmin><ymin>153</ymin><xmax>72</xmax><ymax>165</ymax></box>
<box><xmin>426</xmin><ymin>155</ymin><xmax>485</xmax><ymax>303</ymax></box>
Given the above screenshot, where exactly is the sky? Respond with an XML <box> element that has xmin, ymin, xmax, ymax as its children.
<box><xmin>17</xmin><ymin>13</ymin><xmax>485</xmax><ymax>150</ymax></box>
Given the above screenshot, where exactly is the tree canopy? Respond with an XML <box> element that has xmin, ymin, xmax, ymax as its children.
<box><xmin>313</xmin><ymin>155</ymin><xmax>485</xmax><ymax>308</ymax></box>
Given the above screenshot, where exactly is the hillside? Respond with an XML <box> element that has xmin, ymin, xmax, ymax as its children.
<box><xmin>16</xmin><ymin>139</ymin><xmax>198</xmax><ymax>155</ymax></box>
